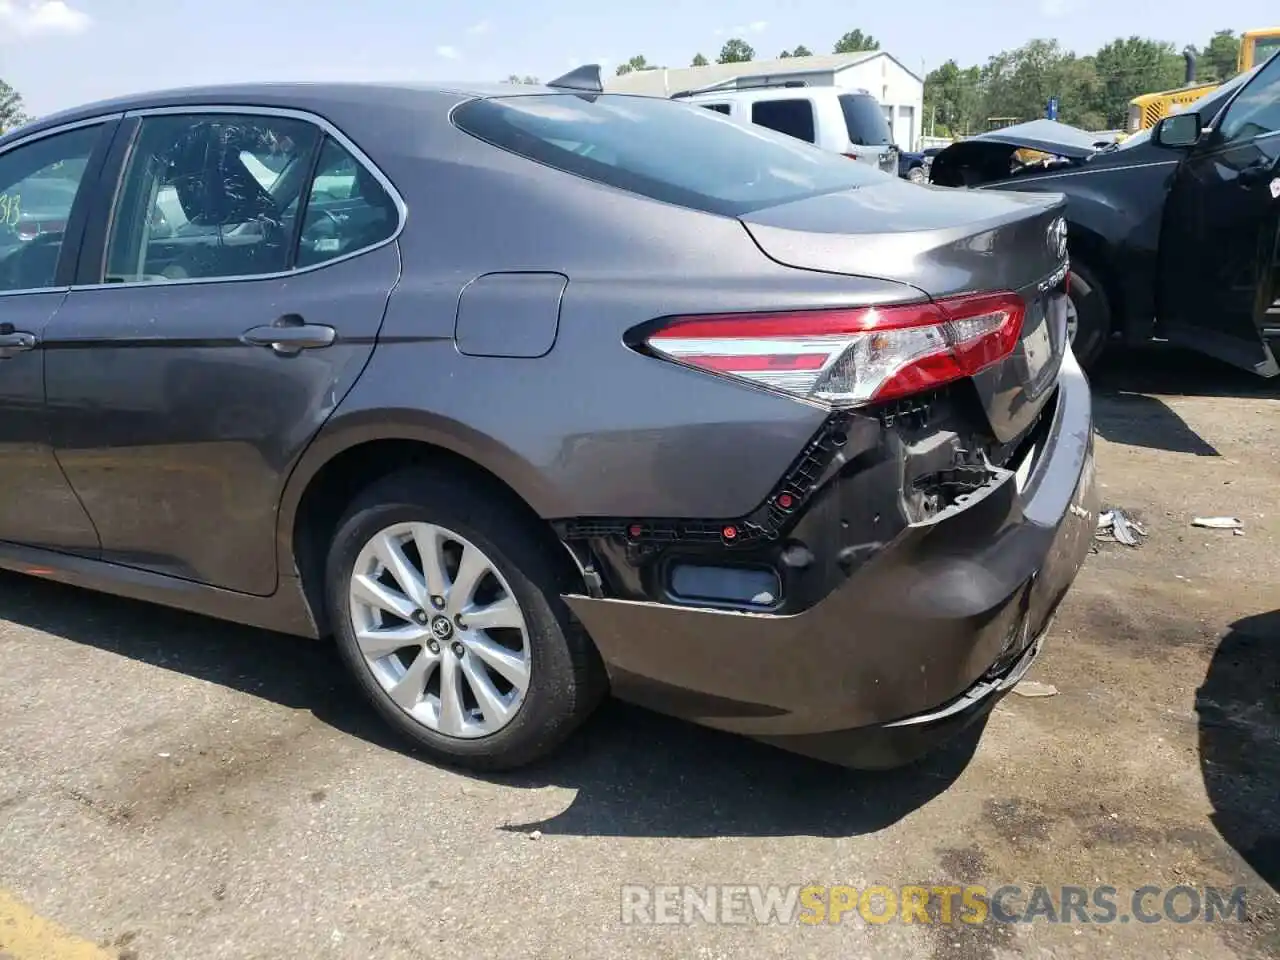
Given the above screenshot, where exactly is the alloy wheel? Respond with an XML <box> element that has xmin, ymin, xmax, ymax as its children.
<box><xmin>1065</xmin><ymin>295</ymin><xmax>1079</xmax><ymax>345</ymax></box>
<box><xmin>348</xmin><ymin>522</ymin><xmax>531</xmax><ymax>738</ymax></box>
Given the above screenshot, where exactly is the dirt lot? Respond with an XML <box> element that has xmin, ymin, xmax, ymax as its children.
<box><xmin>0</xmin><ymin>347</ymin><xmax>1277</xmax><ymax>960</ymax></box>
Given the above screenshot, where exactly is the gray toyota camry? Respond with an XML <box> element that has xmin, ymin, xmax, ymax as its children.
<box><xmin>0</xmin><ymin>66</ymin><xmax>1097</xmax><ymax>770</ymax></box>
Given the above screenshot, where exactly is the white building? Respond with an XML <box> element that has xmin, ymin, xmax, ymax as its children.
<box><xmin>604</xmin><ymin>51</ymin><xmax>925</xmax><ymax>151</ymax></box>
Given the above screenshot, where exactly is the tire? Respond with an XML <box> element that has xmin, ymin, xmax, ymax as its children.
<box><xmin>907</xmin><ymin>165</ymin><xmax>926</xmax><ymax>184</ymax></box>
<box><xmin>325</xmin><ymin>466</ymin><xmax>606</xmax><ymax>771</ymax></box>
<box><xmin>1066</xmin><ymin>260</ymin><xmax>1111</xmax><ymax>370</ymax></box>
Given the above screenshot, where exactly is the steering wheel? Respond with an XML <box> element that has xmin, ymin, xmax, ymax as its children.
<box><xmin>300</xmin><ymin>207</ymin><xmax>344</xmax><ymax>255</ymax></box>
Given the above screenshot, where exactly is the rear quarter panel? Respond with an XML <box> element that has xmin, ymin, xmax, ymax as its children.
<box><xmin>284</xmin><ymin>106</ymin><xmax>929</xmax><ymax>528</ymax></box>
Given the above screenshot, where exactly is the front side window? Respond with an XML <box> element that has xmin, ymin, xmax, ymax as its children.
<box><xmin>1218</xmin><ymin>54</ymin><xmax>1280</xmax><ymax>144</ymax></box>
<box><xmin>750</xmin><ymin>98</ymin><xmax>816</xmax><ymax>143</ymax></box>
<box><xmin>0</xmin><ymin>124</ymin><xmax>101</xmax><ymax>292</ymax></box>
<box><xmin>104</xmin><ymin>113</ymin><xmax>320</xmax><ymax>283</ymax></box>
<box><xmin>453</xmin><ymin>94</ymin><xmax>886</xmax><ymax>218</ymax></box>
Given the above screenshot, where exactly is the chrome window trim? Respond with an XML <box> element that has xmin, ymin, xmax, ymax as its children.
<box><xmin>0</xmin><ymin>113</ymin><xmax>124</xmax><ymax>299</ymax></box>
<box><xmin>72</xmin><ymin>103</ymin><xmax>408</xmax><ymax>292</ymax></box>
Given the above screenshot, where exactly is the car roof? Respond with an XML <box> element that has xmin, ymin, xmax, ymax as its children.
<box><xmin>682</xmin><ymin>86</ymin><xmax>870</xmax><ymax>104</ymax></box>
<box><xmin>0</xmin><ymin>80</ymin><xmax>550</xmax><ymax>148</ymax></box>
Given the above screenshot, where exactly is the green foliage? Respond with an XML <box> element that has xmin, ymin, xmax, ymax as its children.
<box><xmin>717</xmin><ymin>38</ymin><xmax>755</xmax><ymax>64</ymax></box>
<box><xmin>616</xmin><ymin>55</ymin><xmax>657</xmax><ymax>76</ymax></box>
<box><xmin>834</xmin><ymin>30</ymin><xmax>879</xmax><ymax>54</ymax></box>
<box><xmin>691</xmin><ymin>53</ymin><xmax>708</xmax><ymax>67</ymax></box>
<box><xmin>779</xmin><ymin>45</ymin><xmax>813</xmax><ymax>59</ymax></box>
<box><xmin>924</xmin><ymin>29</ymin><xmax>1242</xmax><ymax>137</ymax></box>
<box><xmin>0</xmin><ymin>80</ymin><xmax>29</xmax><ymax>134</ymax></box>
<box><xmin>1198</xmin><ymin>30</ymin><xmax>1240</xmax><ymax>83</ymax></box>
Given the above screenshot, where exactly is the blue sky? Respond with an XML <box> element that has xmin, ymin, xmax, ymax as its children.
<box><xmin>2</xmin><ymin>0</ymin><xmax>1276</xmax><ymax>115</ymax></box>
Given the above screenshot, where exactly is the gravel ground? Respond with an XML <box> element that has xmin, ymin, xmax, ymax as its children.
<box><xmin>0</xmin><ymin>346</ymin><xmax>1276</xmax><ymax>960</ymax></box>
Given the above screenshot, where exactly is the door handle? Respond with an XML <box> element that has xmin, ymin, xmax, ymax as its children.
<box><xmin>241</xmin><ymin>316</ymin><xmax>336</xmax><ymax>355</ymax></box>
<box><xmin>0</xmin><ymin>331</ymin><xmax>36</xmax><ymax>359</ymax></box>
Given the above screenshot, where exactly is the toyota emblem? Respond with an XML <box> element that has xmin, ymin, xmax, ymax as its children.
<box><xmin>1047</xmin><ymin>217</ymin><xmax>1068</xmax><ymax>260</ymax></box>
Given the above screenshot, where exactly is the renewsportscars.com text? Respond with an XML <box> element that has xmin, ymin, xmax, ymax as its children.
<box><xmin>620</xmin><ymin>884</ymin><xmax>1248</xmax><ymax>926</ymax></box>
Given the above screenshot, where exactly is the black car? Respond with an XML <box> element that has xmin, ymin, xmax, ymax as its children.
<box><xmin>929</xmin><ymin>55</ymin><xmax>1280</xmax><ymax>373</ymax></box>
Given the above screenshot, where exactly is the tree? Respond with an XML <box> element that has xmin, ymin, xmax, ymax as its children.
<box><xmin>923</xmin><ymin>59</ymin><xmax>983</xmax><ymax>136</ymax></box>
<box><xmin>692</xmin><ymin>53</ymin><xmax>708</xmax><ymax>67</ymax></box>
<box><xmin>616</xmin><ymin>55</ymin><xmax>659</xmax><ymax>76</ymax></box>
<box><xmin>717</xmin><ymin>38</ymin><xmax>755</xmax><ymax>64</ymax></box>
<box><xmin>779</xmin><ymin>45</ymin><xmax>812</xmax><ymax>58</ymax></box>
<box><xmin>503</xmin><ymin>74</ymin><xmax>540</xmax><ymax>85</ymax></box>
<box><xmin>834</xmin><ymin>30</ymin><xmax>879</xmax><ymax>54</ymax></box>
<box><xmin>1199</xmin><ymin>30</ymin><xmax>1240</xmax><ymax>83</ymax></box>
<box><xmin>0</xmin><ymin>80</ymin><xmax>29</xmax><ymax>134</ymax></box>
<box><xmin>978</xmin><ymin>39</ymin><xmax>1106</xmax><ymax>131</ymax></box>
<box><xmin>1089</xmin><ymin>37</ymin><xmax>1183</xmax><ymax>127</ymax></box>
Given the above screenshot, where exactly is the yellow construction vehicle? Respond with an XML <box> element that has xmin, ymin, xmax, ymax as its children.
<box><xmin>1127</xmin><ymin>28</ymin><xmax>1279</xmax><ymax>134</ymax></box>
<box><xmin>1237</xmin><ymin>26</ymin><xmax>1280</xmax><ymax>71</ymax></box>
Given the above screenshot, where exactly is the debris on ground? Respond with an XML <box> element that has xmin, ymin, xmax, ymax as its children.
<box><xmin>1191</xmin><ymin>516</ymin><xmax>1243</xmax><ymax>530</ymax></box>
<box><xmin>1012</xmin><ymin>680</ymin><xmax>1059</xmax><ymax>698</ymax></box>
<box><xmin>1096</xmin><ymin>507</ymin><xmax>1147</xmax><ymax>547</ymax></box>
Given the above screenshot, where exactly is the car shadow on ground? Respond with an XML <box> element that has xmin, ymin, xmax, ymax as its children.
<box><xmin>1197</xmin><ymin>610</ymin><xmax>1280</xmax><ymax>894</ymax></box>
<box><xmin>1089</xmin><ymin>345</ymin><xmax>1278</xmax><ymax>457</ymax></box>
<box><xmin>0</xmin><ymin>571</ymin><xmax>980</xmax><ymax>839</ymax></box>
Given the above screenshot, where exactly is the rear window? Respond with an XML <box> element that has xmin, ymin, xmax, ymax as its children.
<box><xmin>839</xmin><ymin>93</ymin><xmax>892</xmax><ymax>146</ymax></box>
<box><xmin>750</xmin><ymin>98</ymin><xmax>816</xmax><ymax>143</ymax></box>
<box><xmin>452</xmin><ymin>94</ymin><xmax>885</xmax><ymax>217</ymax></box>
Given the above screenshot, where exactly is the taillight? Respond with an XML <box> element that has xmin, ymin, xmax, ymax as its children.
<box><xmin>644</xmin><ymin>292</ymin><xmax>1026</xmax><ymax>406</ymax></box>
<box><xmin>842</xmin><ymin>152</ymin><xmax>858</xmax><ymax>160</ymax></box>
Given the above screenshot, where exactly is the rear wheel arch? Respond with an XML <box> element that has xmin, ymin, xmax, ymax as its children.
<box><xmin>282</xmin><ymin>428</ymin><xmax>578</xmax><ymax>637</ymax></box>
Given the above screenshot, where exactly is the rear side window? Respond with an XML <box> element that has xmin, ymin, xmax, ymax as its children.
<box><xmin>839</xmin><ymin>94</ymin><xmax>892</xmax><ymax>146</ymax></box>
<box><xmin>453</xmin><ymin>94</ymin><xmax>885</xmax><ymax>217</ymax></box>
<box><xmin>701</xmin><ymin>103</ymin><xmax>731</xmax><ymax>115</ymax></box>
<box><xmin>750</xmin><ymin>98</ymin><xmax>816</xmax><ymax>143</ymax></box>
<box><xmin>296</xmin><ymin>136</ymin><xmax>399</xmax><ymax>267</ymax></box>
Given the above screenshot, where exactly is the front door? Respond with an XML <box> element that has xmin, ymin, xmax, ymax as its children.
<box><xmin>1160</xmin><ymin>53</ymin><xmax>1280</xmax><ymax>374</ymax></box>
<box><xmin>0</xmin><ymin>121</ymin><xmax>115</xmax><ymax>553</ymax></box>
<box><xmin>43</xmin><ymin>110</ymin><xmax>402</xmax><ymax>594</ymax></box>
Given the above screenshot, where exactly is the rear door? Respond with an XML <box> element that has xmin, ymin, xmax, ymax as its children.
<box><xmin>43</xmin><ymin>108</ymin><xmax>403</xmax><ymax>594</ymax></box>
<box><xmin>1159</xmin><ymin>54</ymin><xmax>1280</xmax><ymax>374</ymax></box>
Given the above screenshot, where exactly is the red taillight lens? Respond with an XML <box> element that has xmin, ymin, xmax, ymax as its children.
<box><xmin>644</xmin><ymin>292</ymin><xmax>1026</xmax><ymax>406</ymax></box>
<box><xmin>842</xmin><ymin>152</ymin><xmax>858</xmax><ymax>160</ymax></box>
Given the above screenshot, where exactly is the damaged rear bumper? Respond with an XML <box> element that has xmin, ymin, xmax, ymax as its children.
<box><xmin>564</xmin><ymin>348</ymin><xmax>1098</xmax><ymax>768</ymax></box>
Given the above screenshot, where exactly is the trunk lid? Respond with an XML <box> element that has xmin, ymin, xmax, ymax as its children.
<box><xmin>739</xmin><ymin>179</ymin><xmax>1071</xmax><ymax>443</ymax></box>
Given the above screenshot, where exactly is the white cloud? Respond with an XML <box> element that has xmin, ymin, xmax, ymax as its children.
<box><xmin>436</xmin><ymin>44</ymin><xmax>461</xmax><ymax>60</ymax></box>
<box><xmin>748</xmin><ymin>20</ymin><xmax>768</xmax><ymax>34</ymax></box>
<box><xmin>0</xmin><ymin>0</ymin><xmax>90</xmax><ymax>38</ymax></box>
<box><xmin>466</xmin><ymin>19</ymin><xmax>491</xmax><ymax>36</ymax></box>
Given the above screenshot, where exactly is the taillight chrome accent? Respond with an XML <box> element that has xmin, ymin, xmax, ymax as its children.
<box><xmin>644</xmin><ymin>292</ymin><xmax>1026</xmax><ymax>406</ymax></box>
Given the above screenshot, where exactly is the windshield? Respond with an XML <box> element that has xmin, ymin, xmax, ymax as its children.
<box><xmin>1115</xmin><ymin>65</ymin><xmax>1261</xmax><ymax>150</ymax></box>
<box><xmin>839</xmin><ymin>94</ymin><xmax>892</xmax><ymax>146</ymax></box>
<box><xmin>453</xmin><ymin>94</ymin><xmax>888</xmax><ymax>217</ymax></box>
